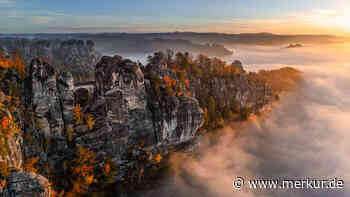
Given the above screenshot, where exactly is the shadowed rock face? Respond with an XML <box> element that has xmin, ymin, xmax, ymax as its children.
<box><xmin>22</xmin><ymin>59</ymin><xmax>74</xmax><ymax>173</ymax></box>
<box><xmin>26</xmin><ymin>58</ymin><xmax>65</xmax><ymax>138</ymax></box>
<box><xmin>2</xmin><ymin>171</ymin><xmax>51</xmax><ymax>197</ymax></box>
<box><xmin>76</xmin><ymin>56</ymin><xmax>153</xmax><ymax>165</ymax></box>
<box><xmin>75</xmin><ymin>56</ymin><xmax>204</xmax><ymax>170</ymax></box>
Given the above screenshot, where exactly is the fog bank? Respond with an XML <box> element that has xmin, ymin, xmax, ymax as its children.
<box><xmin>142</xmin><ymin>43</ymin><xmax>350</xmax><ymax>197</ymax></box>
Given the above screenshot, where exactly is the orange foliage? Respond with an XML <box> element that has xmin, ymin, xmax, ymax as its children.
<box><xmin>74</xmin><ymin>105</ymin><xmax>82</xmax><ymax>125</ymax></box>
<box><xmin>24</xmin><ymin>157</ymin><xmax>39</xmax><ymax>173</ymax></box>
<box><xmin>0</xmin><ymin>115</ymin><xmax>20</xmax><ymax>136</ymax></box>
<box><xmin>104</xmin><ymin>163</ymin><xmax>111</xmax><ymax>175</ymax></box>
<box><xmin>1</xmin><ymin>117</ymin><xmax>9</xmax><ymax>131</ymax></box>
<box><xmin>0</xmin><ymin>180</ymin><xmax>6</xmax><ymax>188</ymax></box>
<box><xmin>50</xmin><ymin>189</ymin><xmax>65</xmax><ymax>197</ymax></box>
<box><xmin>184</xmin><ymin>79</ymin><xmax>190</xmax><ymax>87</ymax></box>
<box><xmin>163</xmin><ymin>75</ymin><xmax>172</xmax><ymax>87</ymax></box>
<box><xmin>154</xmin><ymin>154</ymin><xmax>162</xmax><ymax>163</ymax></box>
<box><xmin>0</xmin><ymin>162</ymin><xmax>10</xmax><ymax>178</ymax></box>
<box><xmin>12</xmin><ymin>53</ymin><xmax>26</xmax><ymax>79</ymax></box>
<box><xmin>72</xmin><ymin>182</ymin><xmax>82</xmax><ymax>194</ymax></box>
<box><xmin>163</xmin><ymin>75</ymin><xmax>178</xmax><ymax>95</ymax></box>
<box><xmin>0</xmin><ymin>53</ymin><xmax>26</xmax><ymax>79</ymax></box>
<box><xmin>87</xmin><ymin>114</ymin><xmax>95</xmax><ymax>130</ymax></box>
<box><xmin>68</xmin><ymin>146</ymin><xmax>97</xmax><ymax>195</ymax></box>
<box><xmin>0</xmin><ymin>58</ymin><xmax>10</xmax><ymax>69</ymax></box>
<box><xmin>74</xmin><ymin>163</ymin><xmax>94</xmax><ymax>178</ymax></box>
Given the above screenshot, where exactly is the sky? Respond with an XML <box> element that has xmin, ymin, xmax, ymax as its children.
<box><xmin>1</xmin><ymin>0</ymin><xmax>350</xmax><ymax>35</ymax></box>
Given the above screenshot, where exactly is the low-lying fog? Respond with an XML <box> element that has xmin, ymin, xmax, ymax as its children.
<box><xmin>139</xmin><ymin>43</ymin><xmax>350</xmax><ymax>197</ymax></box>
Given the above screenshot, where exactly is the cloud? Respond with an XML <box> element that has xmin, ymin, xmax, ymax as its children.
<box><xmin>141</xmin><ymin>44</ymin><xmax>350</xmax><ymax>197</ymax></box>
<box><xmin>31</xmin><ymin>16</ymin><xmax>53</xmax><ymax>24</ymax></box>
<box><xmin>1</xmin><ymin>6</ymin><xmax>349</xmax><ymax>35</ymax></box>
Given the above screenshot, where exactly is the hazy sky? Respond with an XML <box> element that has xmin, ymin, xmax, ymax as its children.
<box><xmin>1</xmin><ymin>0</ymin><xmax>350</xmax><ymax>35</ymax></box>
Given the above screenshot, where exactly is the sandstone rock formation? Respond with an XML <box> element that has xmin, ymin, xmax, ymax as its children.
<box><xmin>2</xmin><ymin>171</ymin><xmax>51</xmax><ymax>197</ymax></box>
<box><xmin>0</xmin><ymin>39</ymin><xmax>101</xmax><ymax>81</ymax></box>
<box><xmin>75</xmin><ymin>56</ymin><xmax>204</xmax><ymax>175</ymax></box>
<box><xmin>0</xmin><ymin>51</ymin><xmax>300</xmax><ymax>196</ymax></box>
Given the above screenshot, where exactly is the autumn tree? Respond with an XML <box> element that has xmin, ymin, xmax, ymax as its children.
<box><xmin>0</xmin><ymin>52</ymin><xmax>26</xmax><ymax>80</ymax></box>
<box><xmin>64</xmin><ymin>146</ymin><xmax>97</xmax><ymax>196</ymax></box>
<box><xmin>24</xmin><ymin>157</ymin><xmax>39</xmax><ymax>173</ymax></box>
<box><xmin>74</xmin><ymin>104</ymin><xmax>83</xmax><ymax>125</ymax></box>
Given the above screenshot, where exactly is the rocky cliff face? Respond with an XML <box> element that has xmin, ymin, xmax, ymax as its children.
<box><xmin>0</xmin><ymin>54</ymin><xmax>206</xmax><ymax>196</ymax></box>
<box><xmin>0</xmin><ymin>87</ymin><xmax>52</xmax><ymax>196</ymax></box>
<box><xmin>0</xmin><ymin>51</ymin><xmax>299</xmax><ymax>196</ymax></box>
<box><xmin>75</xmin><ymin>55</ymin><xmax>204</xmax><ymax>165</ymax></box>
<box><xmin>0</xmin><ymin>38</ymin><xmax>101</xmax><ymax>81</ymax></box>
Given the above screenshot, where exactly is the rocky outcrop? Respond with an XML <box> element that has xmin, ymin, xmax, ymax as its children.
<box><xmin>0</xmin><ymin>90</ymin><xmax>51</xmax><ymax>197</ymax></box>
<box><xmin>0</xmin><ymin>50</ymin><xmax>298</xmax><ymax>196</ymax></box>
<box><xmin>0</xmin><ymin>92</ymin><xmax>23</xmax><ymax>170</ymax></box>
<box><xmin>21</xmin><ymin>59</ymin><xmax>77</xmax><ymax>173</ymax></box>
<box><xmin>190</xmin><ymin>74</ymin><xmax>272</xmax><ymax>112</ymax></box>
<box><xmin>75</xmin><ymin>56</ymin><xmax>154</xmax><ymax>163</ymax></box>
<box><xmin>2</xmin><ymin>171</ymin><xmax>51</xmax><ymax>197</ymax></box>
<box><xmin>0</xmin><ymin>38</ymin><xmax>101</xmax><ymax>81</ymax></box>
<box><xmin>75</xmin><ymin>56</ymin><xmax>204</xmax><ymax>171</ymax></box>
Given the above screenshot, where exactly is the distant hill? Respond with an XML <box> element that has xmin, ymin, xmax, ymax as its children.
<box><xmin>0</xmin><ymin>32</ymin><xmax>347</xmax><ymax>55</ymax></box>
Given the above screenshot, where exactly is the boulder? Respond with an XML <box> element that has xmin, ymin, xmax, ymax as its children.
<box><xmin>2</xmin><ymin>171</ymin><xmax>51</xmax><ymax>197</ymax></box>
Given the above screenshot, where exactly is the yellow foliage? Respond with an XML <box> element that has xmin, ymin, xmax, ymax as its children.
<box><xmin>154</xmin><ymin>154</ymin><xmax>162</xmax><ymax>163</ymax></box>
<box><xmin>74</xmin><ymin>104</ymin><xmax>82</xmax><ymax>125</ymax></box>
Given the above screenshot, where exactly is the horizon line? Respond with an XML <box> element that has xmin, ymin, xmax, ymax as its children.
<box><xmin>0</xmin><ymin>32</ymin><xmax>342</xmax><ymax>37</ymax></box>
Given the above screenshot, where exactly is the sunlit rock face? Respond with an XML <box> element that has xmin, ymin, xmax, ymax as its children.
<box><xmin>2</xmin><ymin>171</ymin><xmax>51</xmax><ymax>197</ymax></box>
<box><xmin>0</xmin><ymin>92</ymin><xmax>23</xmax><ymax>170</ymax></box>
<box><xmin>0</xmin><ymin>92</ymin><xmax>50</xmax><ymax>197</ymax></box>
